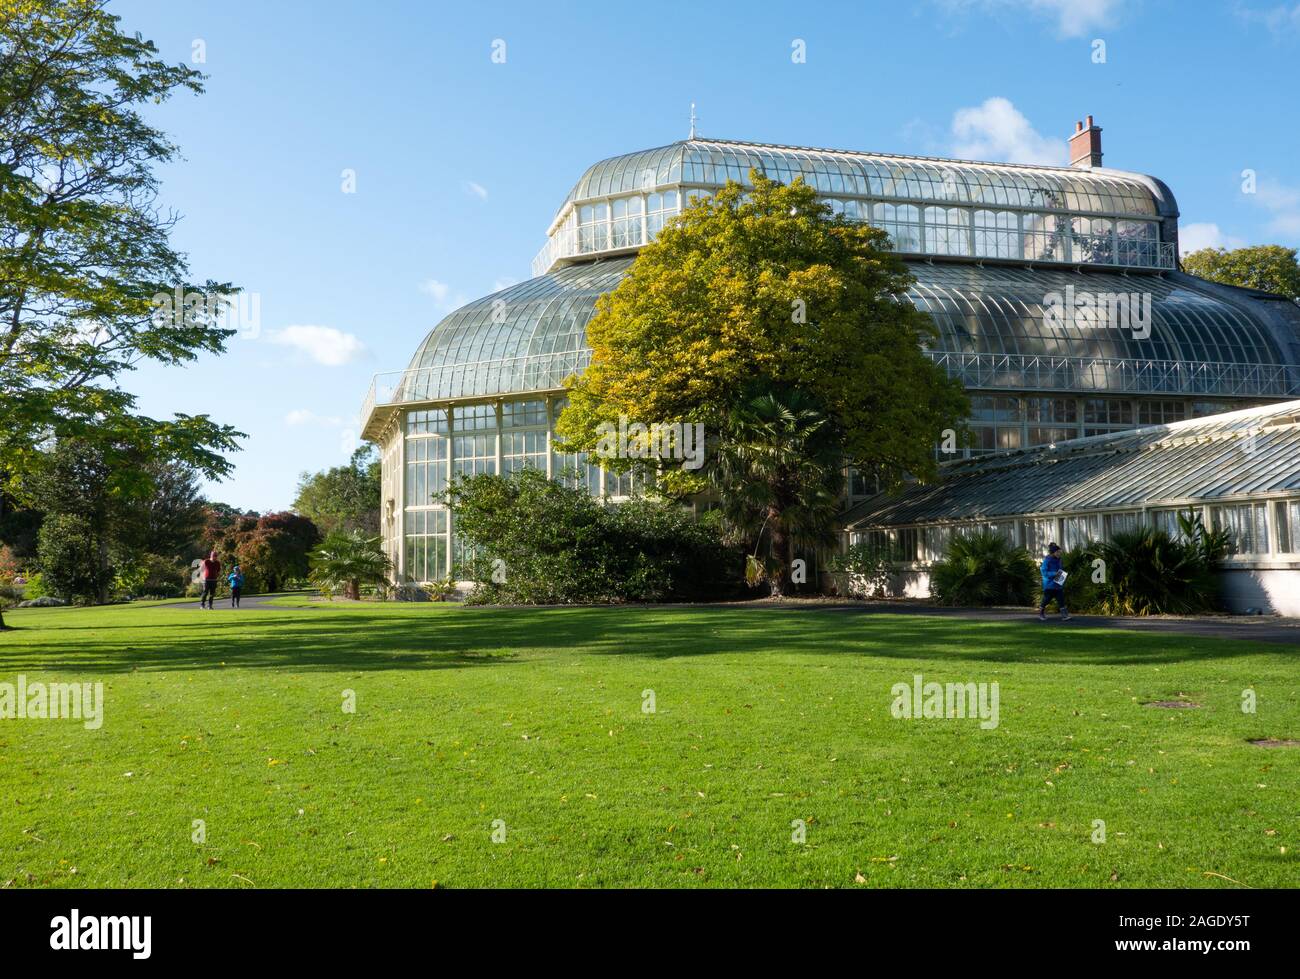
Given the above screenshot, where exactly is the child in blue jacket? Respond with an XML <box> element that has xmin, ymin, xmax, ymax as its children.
<box><xmin>1038</xmin><ymin>543</ymin><xmax>1070</xmax><ymax>621</ymax></box>
<box><xmin>228</xmin><ymin>566</ymin><xmax>245</xmax><ymax>608</ymax></box>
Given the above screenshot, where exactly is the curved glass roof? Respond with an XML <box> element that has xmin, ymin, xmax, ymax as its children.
<box><xmin>400</xmin><ymin>258</ymin><xmax>633</xmax><ymax>393</ymax></box>
<box><xmin>394</xmin><ymin>260</ymin><xmax>1290</xmax><ymax>405</ymax></box>
<box><xmin>909</xmin><ymin>264</ymin><xmax>1283</xmax><ymax>365</ymax></box>
<box><xmin>556</xmin><ymin>139</ymin><xmax>1162</xmax><ymax>221</ymax></box>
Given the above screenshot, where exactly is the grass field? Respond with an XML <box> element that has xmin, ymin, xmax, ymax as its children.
<box><xmin>1</xmin><ymin>600</ymin><xmax>1297</xmax><ymax>888</ymax></box>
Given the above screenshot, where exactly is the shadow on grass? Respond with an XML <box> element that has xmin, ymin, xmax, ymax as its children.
<box><xmin>0</xmin><ymin>603</ymin><xmax>1289</xmax><ymax>676</ymax></box>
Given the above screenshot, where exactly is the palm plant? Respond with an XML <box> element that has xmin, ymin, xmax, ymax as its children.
<box><xmin>709</xmin><ymin>389</ymin><xmax>844</xmax><ymax>597</ymax></box>
<box><xmin>1178</xmin><ymin>511</ymin><xmax>1232</xmax><ymax>564</ymax></box>
<box><xmin>1093</xmin><ymin>525</ymin><xmax>1222</xmax><ymax>615</ymax></box>
<box><xmin>930</xmin><ymin>530</ymin><xmax>1037</xmax><ymax>606</ymax></box>
<box><xmin>307</xmin><ymin>530</ymin><xmax>391</xmax><ymax>601</ymax></box>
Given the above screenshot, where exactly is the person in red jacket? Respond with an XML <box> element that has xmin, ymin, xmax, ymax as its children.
<box><xmin>199</xmin><ymin>551</ymin><xmax>222</xmax><ymax>609</ymax></box>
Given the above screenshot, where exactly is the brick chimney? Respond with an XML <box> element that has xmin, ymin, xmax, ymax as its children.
<box><xmin>1069</xmin><ymin>115</ymin><xmax>1103</xmax><ymax>168</ymax></box>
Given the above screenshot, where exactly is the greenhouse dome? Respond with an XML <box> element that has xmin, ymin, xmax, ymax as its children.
<box><xmin>361</xmin><ymin>129</ymin><xmax>1300</xmax><ymax>586</ymax></box>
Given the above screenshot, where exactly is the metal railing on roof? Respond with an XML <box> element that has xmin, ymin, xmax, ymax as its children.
<box><xmin>926</xmin><ymin>351</ymin><xmax>1300</xmax><ymax>398</ymax></box>
<box><xmin>362</xmin><ymin>348</ymin><xmax>1297</xmax><ymax>438</ymax></box>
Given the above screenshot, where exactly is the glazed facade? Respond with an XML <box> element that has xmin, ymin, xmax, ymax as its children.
<box><xmin>361</xmin><ymin>137</ymin><xmax>1300</xmax><ymax>585</ymax></box>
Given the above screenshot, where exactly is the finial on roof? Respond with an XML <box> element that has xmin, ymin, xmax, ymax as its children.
<box><xmin>689</xmin><ymin>102</ymin><xmax>697</xmax><ymax>140</ymax></box>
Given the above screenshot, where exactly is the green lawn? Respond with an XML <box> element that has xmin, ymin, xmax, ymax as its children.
<box><xmin>1</xmin><ymin>601</ymin><xmax>1297</xmax><ymax>888</ymax></box>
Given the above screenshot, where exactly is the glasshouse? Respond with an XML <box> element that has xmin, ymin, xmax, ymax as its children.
<box><xmin>842</xmin><ymin>400</ymin><xmax>1300</xmax><ymax>614</ymax></box>
<box><xmin>361</xmin><ymin>122</ymin><xmax>1300</xmax><ymax>587</ymax></box>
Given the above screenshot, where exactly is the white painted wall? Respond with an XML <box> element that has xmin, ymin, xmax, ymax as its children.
<box><xmin>1218</xmin><ymin>568</ymin><xmax>1300</xmax><ymax>615</ymax></box>
<box><xmin>881</xmin><ymin>566</ymin><xmax>1300</xmax><ymax>616</ymax></box>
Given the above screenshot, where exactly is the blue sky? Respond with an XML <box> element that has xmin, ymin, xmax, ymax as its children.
<box><xmin>112</xmin><ymin>0</ymin><xmax>1300</xmax><ymax>511</ymax></box>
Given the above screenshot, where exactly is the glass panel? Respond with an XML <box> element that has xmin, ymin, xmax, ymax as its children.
<box><xmin>1277</xmin><ymin>501</ymin><xmax>1298</xmax><ymax>553</ymax></box>
<box><xmin>1137</xmin><ymin>400</ymin><xmax>1187</xmax><ymax>426</ymax></box>
<box><xmin>1211</xmin><ymin>503</ymin><xmax>1267</xmax><ymax>555</ymax></box>
<box><xmin>502</xmin><ymin>429</ymin><xmax>547</xmax><ymax>474</ymax></box>
<box><xmin>502</xmin><ymin>400</ymin><xmax>546</xmax><ymax>428</ymax></box>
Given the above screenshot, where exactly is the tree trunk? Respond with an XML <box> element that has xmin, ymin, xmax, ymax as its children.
<box><xmin>767</xmin><ymin>507</ymin><xmax>789</xmax><ymax>599</ymax></box>
<box><xmin>0</xmin><ymin>608</ymin><xmax>6</xmax><ymax>629</ymax></box>
<box><xmin>347</xmin><ymin>579</ymin><xmax>359</xmax><ymax>601</ymax></box>
<box><xmin>97</xmin><ymin>531</ymin><xmax>110</xmax><ymax>605</ymax></box>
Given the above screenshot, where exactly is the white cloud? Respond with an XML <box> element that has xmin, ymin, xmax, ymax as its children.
<box><xmin>418</xmin><ymin>279</ymin><xmax>451</xmax><ymax>303</ymax></box>
<box><xmin>951</xmin><ymin>97</ymin><xmax>1067</xmax><ymax>165</ymax></box>
<box><xmin>936</xmin><ymin>0</ymin><xmax>1120</xmax><ymax>38</ymax></box>
<box><xmin>268</xmin><ymin>324</ymin><xmax>365</xmax><ymax>366</ymax></box>
<box><xmin>465</xmin><ymin>180</ymin><xmax>489</xmax><ymax>200</ymax></box>
<box><xmin>418</xmin><ymin>277</ymin><xmax>469</xmax><ymax>313</ymax></box>
<box><xmin>1256</xmin><ymin>178</ymin><xmax>1300</xmax><ymax>237</ymax></box>
<box><xmin>1034</xmin><ymin>0</ymin><xmax>1120</xmax><ymax>36</ymax></box>
<box><xmin>285</xmin><ymin>409</ymin><xmax>344</xmax><ymax>427</ymax></box>
<box><xmin>1178</xmin><ymin>223</ymin><xmax>1246</xmax><ymax>255</ymax></box>
<box><xmin>1237</xmin><ymin>3</ymin><xmax>1300</xmax><ymax>35</ymax></box>
<box><xmin>285</xmin><ymin>409</ymin><xmax>356</xmax><ymax>457</ymax></box>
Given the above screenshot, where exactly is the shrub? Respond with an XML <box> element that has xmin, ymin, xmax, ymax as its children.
<box><xmin>112</xmin><ymin>553</ymin><xmax>189</xmax><ymax>599</ymax></box>
<box><xmin>1059</xmin><ymin>544</ymin><xmax>1106</xmax><ymax>612</ymax></box>
<box><xmin>37</xmin><ymin>513</ymin><xmax>114</xmax><ymax>603</ymax></box>
<box><xmin>825</xmin><ymin>541</ymin><xmax>892</xmax><ymax>598</ymax></box>
<box><xmin>0</xmin><ymin>545</ymin><xmax>18</xmax><ymax>584</ymax></box>
<box><xmin>23</xmin><ymin>571</ymin><xmax>48</xmax><ymax>600</ymax></box>
<box><xmin>1091</xmin><ymin>516</ymin><xmax>1226</xmax><ymax>615</ymax></box>
<box><xmin>421</xmin><ymin>576</ymin><xmax>458</xmax><ymax>602</ymax></box>
<box><xmin>930</xmin><ymin>530</ymin><xmax>1037</xmax><ymax>607</ymax></box>
<box><xmin>444</xmin><ymin>469</ymin><xmax>742</xmax><ymax>605</ymax></box>
<box><xmin>0</xmin><ymin>547</ymin><xmax>21</xmax><ymax>609</ymax></box>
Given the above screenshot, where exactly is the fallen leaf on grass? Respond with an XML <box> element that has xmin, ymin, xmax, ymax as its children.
<box><xmin>1202</xmin><ymin>871</ymin><xmax>1249</xmax><ymax>887</ymax></box>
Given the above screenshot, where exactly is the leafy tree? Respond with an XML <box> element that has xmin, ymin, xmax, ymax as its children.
<box><xmin>0</xmin><ymin>0</ymin><xmax>243</xmax><ymax>510</ymax></box>
<box><xmin>232</xmin><ymin>512</ymin><xmax>319</xmax><ymax>593</ymax></box>
<box><xmin>115</xmin><ymin>462</ymin><xmax>205</xmax><ymax>559</ymax></box>
<box><xmin>557</xmin><ymin>172</ymin><xmax>966</xmax><ymax>478</ymax></box>
<box><xmin>555</xmin><ymin>172</ymin><xmax>967</xmax><ymax>594</ymax></box>
<box><xmin>0</xmin><ymin>488</ymin><xmax>41</xmax><ymax>560</ymax></box>
<box><xmin>198</xmin><ymin>503</ymin><xmax>258</xmax><ymax>573</ymax></box>
<box><xmin>1182</xmin><ymin>245</ymin><xmax>1300</xmax><ymax>302</ymax></box>
<box><xmin>308</xmin><ymin>530</ymin><xmax>391</xmax><ymax>601</ymax></box>
<box><xmin>293</xmin><ymin>446</ymin><xmax>381</xmax><ymax>535</ymax></box>
<box><xmin>37</xmin><ymin>512</ymin><xmax>112</xmax><ymax>603</ymax></box>
<box><xmin>18</xmin><ymin>436</ymin><xmax>119</xmax><ymax>601</ymax></box>
<box><xmin>13</xmin><ymin>435</ymin><xmax>203</xmax><ymax>602</ymax></box>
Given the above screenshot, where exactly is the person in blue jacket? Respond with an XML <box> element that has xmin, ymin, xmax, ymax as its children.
<box><xmin>1038</xmin><ymin>543</ymin><xmax>1070</xmax><ymax>622</ymax></box>
<box><xmin>228</xmin><ymin>565</ymin><xmax>245</xmax><ymax>608</ymax></box>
